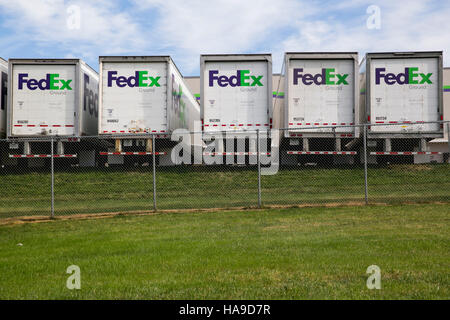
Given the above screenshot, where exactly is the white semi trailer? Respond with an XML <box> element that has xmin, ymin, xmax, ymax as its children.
<box><xmin>200</xmin><ymin>54</ymin><xmax>273</xmax><ymax>161</ymax></box>
<box><xmin>200</xmin><ymin>54</ymin><xmax>273</xmax><ymax>133</ymax></box>
<box><xmin>360</xmin><ymin>51</ymin><xmax>444</xmax><ymax>162</ymax></box>
<box><xmin>276</xmin><ymin>52</ymin><xmax>360</xmax><ymax>164</ymax></box>
<box><xmin>6</xmin><ymin>59</ymin><xmax>99</xmax><ymax>164</ymax></box>
<box><xmin>98</xmin><ymin>56</ymin><xmax>200</xmax><ymax>164</ymax></box>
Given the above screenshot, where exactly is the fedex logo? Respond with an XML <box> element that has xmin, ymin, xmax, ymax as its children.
<box><xmin>208</xmin><ymin>70</ymin><xmax>263</xmax><ymax>87</ymax></box>
<box><xmin>84</xmin><ymin>74</ymin><xmax>98</xmax><ymax>118</ymax></box>
<box><xmin>107</xmin><ymin>71</ymin><xmax>160</xmax><ymax>88</ymax></box>
<box><xmin>293</xmin><ymin>68</ymin><xmax>349</xmax><ymax>85</ymax></box>
<box><xmin>18</xmin><ymin>73</ymin><xmax>72</xmax><ymax>90</ymax></box>
<box><xmin>375</xmin><ymin>67</ymin><xmax>432</xmax><ymax>85</ymax></box>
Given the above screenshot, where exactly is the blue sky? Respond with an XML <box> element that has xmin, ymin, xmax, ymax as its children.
<box><xmin>0</xmin><ymin>0</ymin><xmax>449</xmax><ymax>75</ymax></box>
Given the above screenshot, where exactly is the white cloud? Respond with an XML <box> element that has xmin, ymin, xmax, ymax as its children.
<box><xmin>281</xmin><ymin>0</ymin><xmax>450</xmax><ymax>67</ymax></box>
<box><xmin>134</xmin><ymin>0</ymin><xmax>316</xmax><ymax>74</ymax></box>
<box><xmin>134</xmin><ymin>0</ymin><xmax>450</xmax><ymax>73</ymax></box>
<box><xmin>139</xmin><ymin>0</ymin><xmax>307</xmax><ymax>51</ymax></box>
<box><xmin>0</xmin><ymin>0</ymin><xmax>448</xmax><ymax>74</ymax></box>
<box><xmin>0</xmin><ymin>0</ymin><xmax>146</xmax><ymax>63</ymax></box>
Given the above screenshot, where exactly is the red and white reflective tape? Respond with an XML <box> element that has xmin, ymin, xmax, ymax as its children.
<box><xmin>204</xmin><ymin>123</ymin><xmax>269</xmax><ymax>128</ymax></box>
<box><xmin>9</xmin><ymin>154</ymin><xmax>77</xmax><ymax>158</ymax></box>
<box><xmin>203</xmin><ymin>152</ymin><xmax>271</xmax><ymax>156</ymax></box>
<box><xmin>288</xmin><ymin>122</ymin><xmax>354</xmax><ymax>126</ymax></box>
<box><xmin>372</xmin><ymin>121</ymin><xmax>425</xmax><ymax>124</ymax></box>
<box><xmin>99</xmin><ymin>152</ymin><xmax>167</xmax><ymax>156</ymax></box>
<box><xmin>14</xmin><ymin>124</ymin><xmax>74</xmax><ymax>127</ymax></box>
<box><xmin>288</xmin><ymin>133</ymin><xmax>353</xmax><ymax>137</ymax></box>
<box><xmin>102</xmin><ymin>130</ymin><xmax>167</xmax><ymax>133</ymax></box>
<box><xmin>287</xmin><ymin>151</ymin><xmax>357</xmax><ymax>155</ymax></box>
<box><xmin>370</xmin><ymin>152</ymin><xmax>444</xmax><ymax>155</ymax></box>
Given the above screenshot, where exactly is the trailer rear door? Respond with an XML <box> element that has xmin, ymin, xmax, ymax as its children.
<box><xmin>100</xmin><ymin>61</ymin><xmax>168</xmax><ymax>134</ymax></box>
<box><xmin>11</xmin><ymin>64</ymin><xmax>77</xmax><ymax>136</ymax></box>
<box><xmin>202</xmin><ymin>60</ymin><xmax>269</xmax><ymax>132</ymax></box>
<box><xmin>287</xmin><ymin>59</ymin><xmax>354</xmax><ymax>133</ymax></box>
<box><xmin>369</xmin><ymin>57</ymin><xmax>439</xmax><ymax>133</ymax></box>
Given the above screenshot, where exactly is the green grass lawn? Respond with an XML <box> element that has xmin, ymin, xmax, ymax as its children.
<box><xmin>0</xmin><ymin>203</ymin><xmax>448</xmax><ymax>299</ymax></box>
<box><xmin>0</xmin><ymin>163</ymin><xmax>449</xmax><ymax>217</ymax></box>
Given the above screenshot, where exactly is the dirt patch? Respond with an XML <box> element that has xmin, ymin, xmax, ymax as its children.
<box><xmin>387</xmin><ymin>164</ymin><xmax>433</xmax><ymax>171</ymax></box>
<box><xmin>0</xmin><ymin>201</ymin><xmax>447</xmax><ymax>227</ymax></box>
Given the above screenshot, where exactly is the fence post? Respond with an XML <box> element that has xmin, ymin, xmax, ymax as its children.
<box><xmin>257</xmin><ymin>129</ymin><xmax>261</xmax><ymax>208</ymax></box>
<box><xmin>152</xmin><ymin>135</ymin><xmax>157</xmax><ymax>211</ymax></box>
<box><xmin>363</xmin><ymin>125</ymin><xmax>369</xmax><ymax>205</ymax></box>
<box><xmin>50</xmin><ymin>138</ymin><xmax>55</xmax><ymax>218</ymax></box>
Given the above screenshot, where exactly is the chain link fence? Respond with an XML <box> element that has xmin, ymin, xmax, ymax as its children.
<box><xmin>0</xmin><ymin>122</ymin><xmax>449</xmax><ymax>219</ymax></box>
